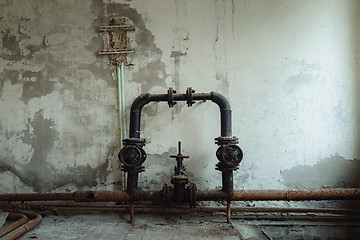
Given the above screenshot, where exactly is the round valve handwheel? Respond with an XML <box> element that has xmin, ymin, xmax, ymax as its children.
<box><xmin>119</xmin><ymin>145</ymin><xmax>146</xmax><ymax>167</ymax></box>
<box><xmin>216</xmin><ymin>144</ymin><xmax>243</xmax><ymax>167</ymax></box>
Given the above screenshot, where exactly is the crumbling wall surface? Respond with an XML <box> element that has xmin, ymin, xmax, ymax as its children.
<box><xmin>0</xmin><ymin>0</ymin><xmax>120</xmax><ymax>192</ymax></box>
<box><xmin>0</xmin><ymin>0</ymin><xmax>359</xmax><ymax>195</ymax></box>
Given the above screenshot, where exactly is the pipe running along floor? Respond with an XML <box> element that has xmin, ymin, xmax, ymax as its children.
<box><xmin>11</xmin><ymin>211</ymin><xmax>360</xmax><ymax>240</ymax></box>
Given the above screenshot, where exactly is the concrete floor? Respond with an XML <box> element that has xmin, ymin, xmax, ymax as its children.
<box><xmin>13</xmin><ymin>211</ymin><xmax>360</xmax><ymax>240</ymax></box>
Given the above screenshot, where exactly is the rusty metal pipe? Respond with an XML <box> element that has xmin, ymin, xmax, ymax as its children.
<box><xmin>0</xmin><ymin>190</ymin><xmax>161</xmax><ymax>202</ymax></box>
<box><xmin>130</xmin><ymin>204</ymin><xmax>134</xmax><ymax>223</ymax></box>
<box><xmin>1</xmin><ymin>203</ymin><xmax>360</xmax><ymax>216</ymax></box>
<box><xmin>2</xmin><ymin>212</ymin><xmax>42</xmax><ymax>240</ymax></box>
<box><xmin>232</xmin><ymin>189</ymin><xmax>360</xmax><ymax>201</ymax></box>
<box><xmin>0</xmin><ymin>193</ymin><xmax>75</xmax><ymax>202</ymax></box>
<box><xmin>196</xmin><ymin>189</ymin><xmax>360</xmax><ymax>201</ymax></box>
<box><xmin>226</xmin><ymin>201</ymin><xmax>231</xmax><ymax>224</ymax></box>
<box><xmin>0</xmin><ymin>213</ymin><xmax>28</xmax><ymax>238</ymax></box>
<box><xmin>0</xmin><ymin>188</ymin><xmax>360</xmax><ymax>203</ymax></box>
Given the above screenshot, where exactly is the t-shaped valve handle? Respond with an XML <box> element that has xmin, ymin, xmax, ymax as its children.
<box><xmin>170</xmin><ymin>141</ymin><xmax>189</xmax><ymax>174</ymax></box>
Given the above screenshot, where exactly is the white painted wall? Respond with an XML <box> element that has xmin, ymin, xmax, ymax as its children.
<box><xmin>0</xmin><ymin>0</ymin><xmax>359</xmax><ymax>194</ymax></box>
<box><xmin>130</xmin><ymin>0</ymin><xmax>360</xmax><ymax>190</ymax></box>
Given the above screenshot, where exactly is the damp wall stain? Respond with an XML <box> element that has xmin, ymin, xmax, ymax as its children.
<box><xmin>0</xmin><ymin>110</ymin><xmax>111</xmax><ymax>192</ymax></box>
<box><xmin>1</xmin><ymin>30</ymin><xmax>23</xmax><ymax>61</ymax></box>
<box><xmin>0</xmin><ymin>0</ymin><xmax>359</xmax><ymax>195</ymax></box>
<box><xmin>131</xmin><ymin>59</ymin><xmax>167</xmax><ymax>93</ymax></box>
<box><xmin>0</xmin><ymin>0</ymin><xmax>173</xmax><ymax>192</ymax></box>
<box><xmin>281</xmin><ymin>155</ymin><xmax>360</xmax><ymax>189</ymax></box>
<box><xmin>140</xmin><ymin>147</ymin><xmax>177</xmax><ymax>190</ymax></box>
<box><xmin>0</xmin><ymin>0</ymin><xmax>123</xmax><ymax>192</ymax></box>
<box><xmin>94</xmin><ymin>1</ymin><xmax>168</xmax><ymax>93</ymax></box>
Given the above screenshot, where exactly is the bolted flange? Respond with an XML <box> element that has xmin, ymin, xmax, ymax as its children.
<box><xmin>167</xmin><ymin>87</ymin><xmax>177</xmax><ymax>108</ymax></box>
<box><xmin>186</xmin><ymin>87</ymin><xmax>195</xmax><ymax>107</ymax></box>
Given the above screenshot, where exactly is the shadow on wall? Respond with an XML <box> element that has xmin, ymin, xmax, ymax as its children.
<box><xmin>281</xmin><ymin>154</ymin><xmax>360</xmax><ymax>189</ymax></box>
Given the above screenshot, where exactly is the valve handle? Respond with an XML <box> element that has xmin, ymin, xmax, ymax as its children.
<box><xmin>170</xmin><ymin>141</ymin><xmax>189</xmax><ymax>159</ymax></box>
<box><xmin>170</xmin><ymin>141</ymin><xmax>189</xmax><ymax>174</ymax></box>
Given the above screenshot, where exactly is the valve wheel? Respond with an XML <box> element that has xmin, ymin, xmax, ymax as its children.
<box><xmin>216</xmin><ymin>145</ymin><xmax>243</xmax><ymax>167</ymax></box>
<box><xmin>119</xmin><ymin>145</ymin><xmax>146</xmax><ymax>167</ymax></box>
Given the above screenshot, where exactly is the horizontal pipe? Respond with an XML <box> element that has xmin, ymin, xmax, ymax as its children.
<box><xmin>0</xmin><ymin>213</ymin><xmax>28</xmax><ymax>238</ymax></box>
<box><xmin>1</xmin><ymin>203</ymin><xmax>360</xmax><ymax>216</ymax></box>
<box><xmin>2</xmin><ymin>212</ymin><xmax>42</xmax><ymax>240</ymax></box>
<box><xmin>233</xmin><ymin>189</ymin><xmax>360</xmax><ymax>201</ymax></box>
<box><xmin>129</xmin><ymin>91</ymin><xmax>232</xmax><ymax>138</ymax></box>
<box><xmin>197</xmin><ymin>189</ymin><xmax>360</xmax><ymax>201</ymax></box>
<box><xmin>0</xmin><ymin>190</ymin><xmax>160</xmax><ymax>202</ymax></box>
<box><xmin>0</xmin><ymin>193</ymin><xmax>75</xmax><ymax>202</ymax></box>
<box><xmin>0</xmin><ymin>189</ymin><xmax>360</xmax><ymax>203</ymax></box>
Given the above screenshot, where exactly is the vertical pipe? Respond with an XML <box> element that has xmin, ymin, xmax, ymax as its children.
<box><xmin>130</xmin><ymin>204</ymin><xmax>134</xmax><ymax>223</ymax></box>
<box><xmin>127</xmin><ymin>172</ymin><xmax>139</xmax><ymax>193</ymax></box>
<box><xmin>222</xmin><ymin>171</ymin><xmax>234</xmax><ymax>194</ymax></box>
<box><xmin>226</xmin><ymin>201</ymin><xmax>231</xmax><ymax>224</ymax></box>
<box><xmin>118</xmin><ymin>63</ymin><xmax>127</xmax><ymax>190</ymax></box>
<box><xmin>220</xmin><ymin>110</ymin><xmax>232</xmax><ymax>137</ymax></box>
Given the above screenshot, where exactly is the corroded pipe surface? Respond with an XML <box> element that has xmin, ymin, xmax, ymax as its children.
<box><xmin>196</xmin><ymin>189</ymin><xmax>360</xmax><ymax>201</ymax></box>
<box><xmin>1</xmin><ymin>203</ymin><xmax>360</xmax><ymax>215</ymax></box>
<box><xmin>232</xmin><ymin>188</ymin><xmax>360</xmax><ymax>201</ymax></box>
<box><xmin>0</xmin><ymin>213</ymin><xmax>28</xmax><ymax>238</ymax></box>
<box><xmin>2</xmin><ymin>212</ymin><xmax>42</xmax><ymax>240</ymax></box>
<box><xmin>0</xmin><ymin>188</ymin><xmax>360</xmax><ymax>203</ymax></box>
<box><xmin>0</xmin><ymin>190</ymin><xmax>161</xmax><ymax>202</ymax></box>
<box><xmin>0</xmin><ymin>193</ymin><xmax>74</xmax><ymax>202</ymax></box>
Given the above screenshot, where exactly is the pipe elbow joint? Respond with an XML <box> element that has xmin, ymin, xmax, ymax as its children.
<box><xmin>210</xmin><ymin>92</ymin><xmax>231</xmax><ymax>111</ymax></box>
<box><xmin>130</xmin><ymin>93</ymin><xmax>152</xmax><ymax>113</ymax></box>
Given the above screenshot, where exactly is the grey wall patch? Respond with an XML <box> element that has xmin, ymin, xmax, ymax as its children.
<box><xmin>21</xmin><ymin>70</ymin><xmax>56</xmax><ymax>102</ymax></box>
<box><xmin>1</xmin><ymin>30</ymin><xmax>23</xmax><ymax>61</ymax></box>
<box><xmin>0</xmin><ymin>70</ymin><xmax>20</xmax><ymax>97</ymax></box>
<box><xmin>0</xmin><ymin>110</ymin><xmax>111</xmax><ymax>192</ymax></box>
<box><xmin>281</xmin><ymin>155</ymin><xmax>360</xmax><ymax>189</ymax></box>
<box><xmin>131</xmin><ymin>59</ymin><xmax>167</xmax><ymax>93</ymax></box>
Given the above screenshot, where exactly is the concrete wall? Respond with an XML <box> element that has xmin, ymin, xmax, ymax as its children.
<box><xmin>0</xmin><ymin>0</ymin><xmax>359</xmax><ymax>195</ymax></box>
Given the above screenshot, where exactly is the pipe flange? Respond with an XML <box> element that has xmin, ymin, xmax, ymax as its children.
<box><xmin>167</xmin><ymin>87</ymin><xmax>177</xmax><ymax>108</ymax></box>
<box><xmin>123</xmin><ymin>138</ymin><xmax>146</xmax><ymax>147</ymax></box>
<box><xmin>171</xmin><ymin>175</ymin><xmax>189</xmax><ymax>185</ymax></box>
<box><xmin>188</xmin><ymin>183</ymin><xmax>197</xmax><ymax>208</ymax></box>
<box><xmin>215</xmin><ymin>163</ymin><xmax>239</xmax><ymax>172</ymax></box>
<box><xmin>186</xmin><ymin>87</ymin><xmax>195</xmax><ymax>107</ymax></box>
<box><xmin>162</xmin><ymin>184</ymin><xmax>171</xmax><ymax>207</ymax></box>
<box><xmin>121</xmin><ymin>165</ymin><xmax>145</xmax><ymax>173</ymax></box>
<box><xmin>215</xmin><ymin>136</ymin><xmax>239</xmax><ymax>146</ymax></box>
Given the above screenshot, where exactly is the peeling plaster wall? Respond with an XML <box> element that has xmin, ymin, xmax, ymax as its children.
<box><xmin>0</xmin><ymin>0</ymin><xmax>359</xmax><ymax>198</ymax></box>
